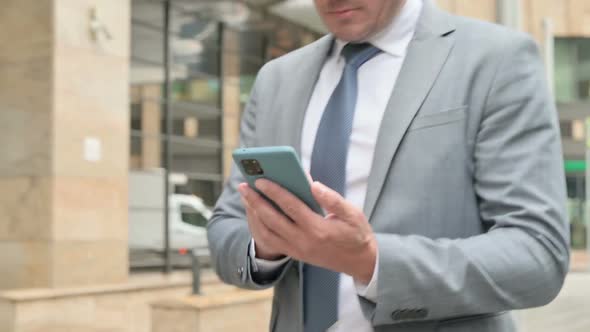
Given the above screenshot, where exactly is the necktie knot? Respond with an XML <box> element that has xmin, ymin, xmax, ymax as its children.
<box><xmin>341</xmin><ymin>42</ymin><xmax>382</xmax><ymax>69</ymax></box>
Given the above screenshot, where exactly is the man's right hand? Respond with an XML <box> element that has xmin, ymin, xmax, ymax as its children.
<box><xmin>240</xmin><ymin>183</ymin><xmax>285</xmax><ymax>261</ymax></box>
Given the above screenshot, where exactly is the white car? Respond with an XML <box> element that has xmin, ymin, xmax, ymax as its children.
<box><xmin>129</xmin><ymin>193</ymin><xmax>212</xmax><ymax>252</ymax></box>
<box><xmin>169</xmin><ymin>194</ymin><xmax>212</xmax><ymax>250</ymax></box>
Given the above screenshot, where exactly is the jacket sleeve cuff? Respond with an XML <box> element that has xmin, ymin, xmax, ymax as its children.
<box><xmin>249</xmin><ymin>239</ymin><xmax>291</xmax><ymax>273</ymax></box>
<box><xmin>355</xmin><ymin>250</ymin><xmax>379</xmax><ymax>302</ymax></box>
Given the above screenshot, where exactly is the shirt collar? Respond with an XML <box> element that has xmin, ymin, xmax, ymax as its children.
<box><xmin>330</xmin><ymin>0</ymin><xmax>423</xmax><ymax>59</ymax></box>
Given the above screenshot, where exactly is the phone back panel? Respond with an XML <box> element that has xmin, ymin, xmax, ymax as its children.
<box><xmin>232</xmin><ymin>146</ymin><xmax>322</xmax><ymax>214</ymax></box>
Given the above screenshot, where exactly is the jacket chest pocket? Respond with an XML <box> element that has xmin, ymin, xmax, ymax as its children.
<box><xmin>408</xmin><ymin>106</ymin><xmax>467</xmax><ymax>132</ymax></box>
<box><xmin>402</xmin><ymin>106</ymin><xmax>468</xmax><ymax>168</ymax></box>
<box><xmin>386</xmin><ymin>105</ymin><xmax>469</xmax><ymax>217</ymax></box>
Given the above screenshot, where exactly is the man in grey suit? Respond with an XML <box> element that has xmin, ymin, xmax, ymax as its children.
<box><xmin>208</xmin><ymin>0</ymin><xmax>570</xmax><ymax>331</ymax></box>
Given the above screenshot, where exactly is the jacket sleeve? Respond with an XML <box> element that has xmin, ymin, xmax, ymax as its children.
<box><xmin>207</xmin><ymin>62</ymin><xmax>293</xmax><ymax>290</ymax></box>
<box><xmin>366</xmin><ymin>35</ymin><xmax>570</xmax><ymax>326</ymax></box>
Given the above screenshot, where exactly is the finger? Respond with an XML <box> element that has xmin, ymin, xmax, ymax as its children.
<box><xmin>242</xmin><ymin>183</ymin><xmax>302</xmax><ymax>242</ymax></box>
<box><xmin>242</xmin><ymin>197</ymin><xmax>257</xmax><ymax>222</ymax></box>
<box><xmin>311</xmin><ymin>181</ymin><xmax>358</xmax><ymax>221</ymax></box>
<box><xmin>241</xmin><ymin>192</ymin><xmax>262</xmax><ymax>231</ymax></box>
<box><xmin>243</xmin><ymin>196</ymin><xmax>292</xmax><ymax>253</ymax></box>
<box><xmin>241</xmin><ymin>191</ymin><xmax>278</xmax><ymax>240</ymax></box>
<box><xmin>256</xmin><ymin>219</ymin><xmax>296</xmax><ymax>256</ymax></box>
<box><xmin>255</xmin><ymin>179</ymin><xmax>318</xmax><ymax>227</ymax></box>
<box><xmin>250</xmin><ymin>211</ymin><xmax>299</xmax><ymax>258</ymax></box>
<box><xmin>238</xmin><ymin>182</ymin><xmax>251</xmax><ymax>204</ymax></box>
<box><xmin>240</xmin><ymin>185</ymin><xmax>263</xmax><ymax>225</ymax></box>
<box><xmin>250</xmin><ymin>214</ymin><xmax>287</xmax><ymax>253</ymax></box>
<box><xmin>241</xmin><ymin>197</ymin><xmax>250</xmax><ymax>213</ymax></box>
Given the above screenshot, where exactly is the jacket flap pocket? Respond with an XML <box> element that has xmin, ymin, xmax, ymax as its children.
<box><xmin>409</xmin><ymin>106</ymin><xmax>467</xmax><ymax>131</ymax></box>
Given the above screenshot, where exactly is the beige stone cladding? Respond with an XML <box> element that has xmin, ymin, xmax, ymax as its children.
<box><xmin>151</xmin><ymin>288</ymin><xmax>273</xmax><ymax>332</ymax></box>
<box><xmin>0</xmin><ymin>0</ymin><xmax>130</xmax><ymax>289</ymax></box>
<box><xmin>435</xmin><ymin>0</ymin><xmax>590</xmax><ymax>41</ymax></box>
<box><xmin>0</xmin><ymin>272</ymin><xmax>197</xmax><ymax>332</ymax></box>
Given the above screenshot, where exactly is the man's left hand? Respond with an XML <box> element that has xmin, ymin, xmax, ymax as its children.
<box><xmin>239</xmin><ymin>179</ymin><xmax>377</xmax><ymax>284</ymax></box>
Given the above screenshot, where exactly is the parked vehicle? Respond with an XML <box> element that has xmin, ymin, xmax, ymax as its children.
<box><xmin>128</xmin><ymin>170</ymin><xmax>212</xmax><ymax>268</ymax></box>
<box><xmin>129</xmin><ymin>193</ymin><xmax>212</xmax><ymax>251</ymax></box>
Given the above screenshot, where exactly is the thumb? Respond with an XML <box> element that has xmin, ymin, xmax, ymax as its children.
<box><xmin>311</xmin><ymin>181</ymin><xmax>355</xmax><ymax>220</ymax></box>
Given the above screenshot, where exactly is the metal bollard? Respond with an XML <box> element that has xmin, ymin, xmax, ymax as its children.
<box><xmin>191</xmin><ymin>249</ymin><xmax>201</xmax><ymax>295</ymax></box>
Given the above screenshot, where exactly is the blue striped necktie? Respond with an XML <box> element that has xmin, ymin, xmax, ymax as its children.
<box><xmin>304</xmin><ymin>43</ymin><xmax>382</xmax><ymax>332</ymax></box>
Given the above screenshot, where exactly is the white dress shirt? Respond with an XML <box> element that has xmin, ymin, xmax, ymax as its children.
<box><xmin>250</xmin><ymin>0</ymin><xmax>422</xmax><ymax>330</ymax></box>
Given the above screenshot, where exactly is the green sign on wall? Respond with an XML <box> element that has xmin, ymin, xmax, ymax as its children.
<box><xmin>565</xmin><ymin>160</ymin><xmax>586</xmax><ymax>172</ymax></box>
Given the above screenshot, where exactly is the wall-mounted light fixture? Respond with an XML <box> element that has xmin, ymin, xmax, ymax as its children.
<box><xmin>89</xmin><ymin>7</ymin><xmax>113</xmax><ymax>43</ymax></box>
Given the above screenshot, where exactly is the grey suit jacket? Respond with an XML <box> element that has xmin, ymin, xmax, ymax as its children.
<box><xmin>207</xmin><ymin>1</ymin><xmax>570</xmax><ymax>331</ymax></box>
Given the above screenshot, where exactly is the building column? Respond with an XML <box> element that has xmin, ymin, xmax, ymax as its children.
<box><xmin>497</xmin><ymin>0</ymin><xmax>523</xmax><ymax>29</ymax></box>
<box><xmin>0</xmin><ymin>0</ymin><xmax>130</xmax><ymax>289</ymax></box>
<box><xmin>222</xmin><ymin>27</ymin><xmax>242</xmax><ymax>180</ymax></box>
<box><xmin>140</xmin><ymin>85</ymin><xmax>162</xmax><ymax>169</ymax></box>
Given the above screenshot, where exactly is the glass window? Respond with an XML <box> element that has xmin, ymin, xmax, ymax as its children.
<box><xmin>558</xmin><ymin>119</ymin><xmax>584</xmax><ymax>141</ymax></box>
<box><xmin>130</xmin><ymin>0</ymin><xmax>165</xmax><ymax>172</ymax></box>
<box><xmin>572</xmin><ymin>119</ymin><xmax>585</xmax><ymax>141</ymax></box>
<box><xmin>130</xmin><ymin>0</ymin><xmax>225</xmax><ymax>202</ymax></box>
<box><xmin>560</xmin><ymin>120</ymin><xmax>573</xmax><ymax>138</ymax></box>
<box><xmin>129</xmin><ymin>0</ymin><xmax>320</xmax><ymax>271</ymax></box>
<box><xmin>555</xmin><ymin>38</ymin><xmax>590</xmax><ymax>253</ymax></box>
<box><xmin>180</xmin><ymin>204</ymin><xmax>208</xmax><ymax>228</ymax></box>
<box><xmin>555</xmin><ymin>38</ymin><xmax>590</xmax><ymax>103</ymax></box>
<box><xmin>566</xmin><ymin>174</ymin><xmax>587</xmax><ymax>250</ymax></box>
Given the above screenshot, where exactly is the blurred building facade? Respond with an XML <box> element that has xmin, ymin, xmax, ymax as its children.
<box><xmin>0</xmin><ymin>0</ymin><xmax>589</xmax><ymax>331</ymax></box>
<box><xmin>0</xmin><ymin>0</ymin><xmax>317</xmax><ymax>331</ymax></box>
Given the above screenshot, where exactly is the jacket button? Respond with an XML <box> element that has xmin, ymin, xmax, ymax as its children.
<box><xmin>398</xmin><ymin>309</ymin><xmax>411</xmax><ymax>320</ymax></box>
<box><xmin>392</xmin><ymin>309</ymin><xmax>427</xmax><ymax>321</ymax></box>
<box><xmin>237</xmin><ymin>266</ymin><xmax>244</xmax><ymax>277</ymax></box>
<box><xmin>402</xmin><ymin>309</ymin><xmax>413</xmax><ymax>320</ymax></box>
<box><xmin>416</xmin><ymin>308</ymin><xmax>428</xmax><ymax>319</ymax></box>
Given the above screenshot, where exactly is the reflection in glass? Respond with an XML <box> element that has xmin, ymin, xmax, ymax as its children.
<box><xmin>129</xmin><ymin>0</ymin><xmax>320</xmax><ymax>270</ymax></box>
<box><xmin>555</xmin><ymin>38</ymin><xmax>590</xmax><ymax>103</ymax></box>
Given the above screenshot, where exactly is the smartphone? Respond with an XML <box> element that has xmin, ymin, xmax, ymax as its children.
<box><xmin>232</xmin><ymin>146</ymin><xmax>322</xmax><ymax>214</ymax></box>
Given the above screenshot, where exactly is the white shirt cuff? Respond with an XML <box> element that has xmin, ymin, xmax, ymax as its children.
<box><xmin>354</xmin><ymin>251</ymin><xmax>379</xmax><ymax>302</ymax></box>
<box><xmin>249</xmin><ymin>239</ymin><xmax>291</xmax><ymax>273</ymax></box>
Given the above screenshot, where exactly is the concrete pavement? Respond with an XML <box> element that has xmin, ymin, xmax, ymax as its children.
<box><xmin>518</xmin><ymin>273</ymin><xmax>590</xmax><ymax>332</ymax></box>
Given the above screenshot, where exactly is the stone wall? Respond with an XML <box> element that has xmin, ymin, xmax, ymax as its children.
<box><xmin>0</xmin><ymin>0</ymin><xmax>130</xmax><ymax>290</ymax></box>
<box><xmin>0</xmin><ymin>272</ymin><xmax>196</xmax><ymax>332</ymax></box>
<box><xmin>151</xmin><ymin>288</ymin><xmax>273</xmax><ymax>332</ymax></box>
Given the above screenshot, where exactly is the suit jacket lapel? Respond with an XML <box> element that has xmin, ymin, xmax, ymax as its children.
<box><xmin>275</xmin><ymin>35</ymin><xmax>334</xmax><ymax>156</ymax></box>
<box><xmin>364</xmin><ymin>2</ymin><xmax>457</xmax><ymax>220</ymax></box>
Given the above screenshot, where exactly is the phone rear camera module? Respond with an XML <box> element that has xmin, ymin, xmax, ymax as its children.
<box><xmin>241</xmin><ymin>159</ymin><xmax>264</xmax><ymax>176</ymax></box>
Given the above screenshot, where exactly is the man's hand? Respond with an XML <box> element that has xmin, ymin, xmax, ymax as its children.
<box><xmin>238</xmin><ymin>179</ymin><xmax>377</xmax><ymax>284</ymax></box>
<box><xmin>240</xmin><ymin>192</ymin><xmax>286</xmax><ymax>261</ymax></box>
